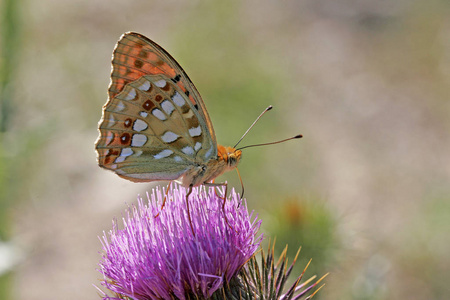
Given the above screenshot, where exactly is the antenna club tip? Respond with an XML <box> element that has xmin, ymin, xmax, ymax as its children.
<box><xmin>267</xmin><ymin>105</ymin><xmax>273</xmax><ymax>110</ymax></box>
<box><xmin>294</xmin><ymin>134</ymin><xmax>303</xmax><ymax>139</ymax></box>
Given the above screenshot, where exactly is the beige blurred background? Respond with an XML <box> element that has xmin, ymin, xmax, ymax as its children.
<box><xmin>1</xmin><ymin>0</ymin><xmax>449</xmax><ymax>299</ymax></box>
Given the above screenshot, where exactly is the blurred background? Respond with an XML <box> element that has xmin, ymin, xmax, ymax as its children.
<box><xmin>1</xmin><ymin>0</ymin><xmax>449</xmax><ymax>299</ymax></box>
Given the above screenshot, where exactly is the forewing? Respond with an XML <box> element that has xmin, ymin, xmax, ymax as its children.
<box><xmin>109</xmin><ymin>32</ymin><xmax>217</xmax><ymax>152</ymax></box>
<box><xmin>95</xmin><ymin>32</ymin><xmax>217</xmax><ymax>182</ymax></box>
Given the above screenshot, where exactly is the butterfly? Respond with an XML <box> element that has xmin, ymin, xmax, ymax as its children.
<box><xmin>95</xmin><ymin>32</ymin><xmax>241</xmax><ymax>185</ymax></box>
<box><xmin>95</xmin><ymin>32</ymin><xmax>246</xmax><ymax>230</ymax></box>
<box><xmin>95</xmin><ymin>32</ymin><xmax>301</xmax><ymax>233</ymax></box>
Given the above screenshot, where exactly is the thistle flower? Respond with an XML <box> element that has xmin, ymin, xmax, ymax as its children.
<box><xmin>97</xmin><ymin>184</ymin><xmax>326</xmax><ymax>299</ymax></box>
<box><xmin>98</xmin><ymin>184</ymin><xmax>262</xmax><ymax>299</ymax></box>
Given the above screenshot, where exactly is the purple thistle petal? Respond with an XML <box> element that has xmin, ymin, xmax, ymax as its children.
<box><xmin>98</xmin><ymin>184</ymin><xmax>262</xmax><ymax>299</ymax></box>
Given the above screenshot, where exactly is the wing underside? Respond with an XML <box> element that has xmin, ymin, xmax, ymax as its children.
<box><xmin>95</xmin><ymin>32</ymin><xmax>218</xmax><ymax>182</ymax></box>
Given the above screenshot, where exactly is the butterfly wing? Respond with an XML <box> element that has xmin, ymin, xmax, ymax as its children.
<box><xmin>95</xmin><ymin>32</ymin><xmax>218</xmax><ymax>182</ymax></box>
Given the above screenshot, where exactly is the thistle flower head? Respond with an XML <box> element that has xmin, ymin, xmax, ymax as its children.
<box><xmin>98</xmin><ymin>184</ymin><xmax>262</xmax><ymax>300</ymax></box>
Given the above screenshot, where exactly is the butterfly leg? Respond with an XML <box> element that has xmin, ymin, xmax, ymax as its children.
<box><xmin>208</xmin><ymin>180</ymin><xmax>227</xmax><ymax>210</ymax></box>
<box><xmin>235</xmin><ymin>167</ymin><xmax>245</xmax><ymax>208</ymax></box>
<box><xmin>185</xmin><ymin>185</ymin><xmax>195</xmax><ymax>236</ymax></box>
<box><xmin>154</xmin><ymin>181</ymin><xmax>172</xmax><ymax>218</ymax></box>
<box><xmin>205</xmin><ymin>182</ymin><xmax>236</xmax><ymax>233</ymax></box>
<box><xmin>211</xmin><ymin>179</ymin><xmax>226</xmax><ymax>199</ymax></box>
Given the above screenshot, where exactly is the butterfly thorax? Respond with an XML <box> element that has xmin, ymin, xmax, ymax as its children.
<box><xmin>180</xmin><ymin>145</ymin><xmax>242</xmax><ymax>187</ymax></box>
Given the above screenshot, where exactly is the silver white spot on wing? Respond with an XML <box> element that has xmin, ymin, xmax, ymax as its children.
<box><xmin>161</xmin><ymin>100</ymin><xmax>175</xmax><ymax>116</ymax></box>
<box><xmin>131</xmin><ymin>134</ymin><xmax>147</xmax><ymax>147</ymax></box>
<box><xmin>114</xmin><ymin>156</ymin><xmax>126</xmax><ymax>164</ymax></box>
<box><xmin>154</xmin><ymin>149</ymin><xmax>173</xmax><ymax>160</ymax></box>
<box><xmin>181</xmin><ymin>146</ymin><xmax>194</xmax><ymax>156</ymax></box>
<box><xmin>205</xmin><ymin>146</ymin><xmax>214</xmax><ymax>159</ymax></box>
<box><xmin>124</xmin><ymin>88</ymin><xmax>137</xmax><ymax>100</ymax></box>
<box><xmin>161</xmin><ymin>131</ymin><xmax>179</xmax><ymax>143</ymax></box>
<box><xmin>115</xmin><ymin>169</ymin><xmax>125</xmax><ymax>175</ymax></box>
<box><xmin>139</xmin><ymin>111</ymin><xmax>148</xmax><ymax>118</ymax></box>
<box><xmin>137</xmin><ymin>80</ymin><xmax>151</xmax><ymax>91</ymax></box>
<box><xmin>115</xmin><ymin>101</ymin><xmax>125</xmax><ymax>112</ymax></box>
<box><xmin>154</xmin><ymin>79</ymin><xmax>167</xmax><ymax>88</ymax></box>
<box><xmin>105</xmin><ymin>131</ymin><xmax>114</xmax><ymax>146</ymax></box>
<box><xmin>133</xmin><ymin>119</ymin><xmax>148</xmax><ymax>132</ymax></box>
<box><xmin>122</xmin><ymin>148</ymin><xmax>133</xmax><ymax>156</ymax></box>
<box><xmin>194</xmin><ymin>142</ymin><xmax>202</xmax><ymax>151</ymax></box>
<box><xmin>115</xmin><ymin>148</ymin><xmax>133</xmax><ymax>163</ymax></box>
<box><xmin>174</xmin><ymin>156</ymin><xmax>183</xmax><ymax>162</ymax></box>
<box><xmin>189</xmin><ymin>126</ymin><xmax>202</xmax><ymax>137</ymax></box>
<box><xmin>172</xmin><ymin>91</ymin><xmax>185</xmax><ymax>107</ymax></box>
<box><xmin>107</xmin><ymin>115</ymin><xmax>117</xmax><ymax>127</ymax></box>
<box><xmin>152</xmin><ymin>108</ymin><xmax>167</xmax><ymax>121</ymax></box>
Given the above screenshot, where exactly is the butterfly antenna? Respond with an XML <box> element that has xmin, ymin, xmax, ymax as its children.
<box><xmin>236</xmin><ymin>134</ymin><xmax>303</xmax><ymax>151</ymax></box>
<box><xmin>233</xmin><ymin>105</ymin><xmax>273</xmax><ymax>149</ymax></box>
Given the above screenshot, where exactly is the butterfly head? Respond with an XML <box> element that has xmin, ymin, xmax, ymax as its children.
<box><xmin>217</xmin><ymin>145</ymin><xmax>242</xmax><ymax>169</ymax></box>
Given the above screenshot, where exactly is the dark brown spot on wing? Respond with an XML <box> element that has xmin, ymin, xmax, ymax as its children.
<box><xmin>179</xmin><ymin>104</ymin><xmax>190</xmax><ymax>114</ymax></box>
<box><xmin>171</xmin><ymin>74</ymin><xmax>181</xmax><ymax>83</ymax></box>
<box><xmin>161</xmin><ymin>83</ymin><xmax>171</xmax><ymax>91</ymax></box>
<box><xmin>134</xmin><ymin>59</ymin><xmax>144</xmax><ymax>68</ymax></box>
<box><xmin>104</xmin><ymin>149</ymin><xmax>119</xmax><ymax>165</ymax></box>
<box><xmin>143</xmin><ymin>100</ymin><xmax>155</xmax><ymax>110</ymax></box>
<box><xmin>138</xmin><ymin>49</ymin><xmax>148</xmax><ymax>58</ymax></box>
<box><xmin>120</xmin><ymin>133</ymin><xmax>131</xmax><ymax>145</ymax></box>
<box><xmin>124</xmin><ymin>118</ymin><xmax>132</xmax><ymax>128</ymax></box>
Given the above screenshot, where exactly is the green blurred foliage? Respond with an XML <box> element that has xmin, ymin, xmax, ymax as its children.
<box><xmin>264</xmin><ymin>195</ymin><xmax>338</xmax><ymax>293</ymax></box>
<box><xmin>170</xmin><ymin>2</ymin><xmax>300</xmax><ymax>208</ymax></box>
<box><xmin>0</xmin><ymin>0</ymin><xmax>22</xmax><ymax>297</ymax></box>
<box><xmin>394</xmin><ymin>194</ymin><xmax>450</xmax><ymax>299</ymax></box>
